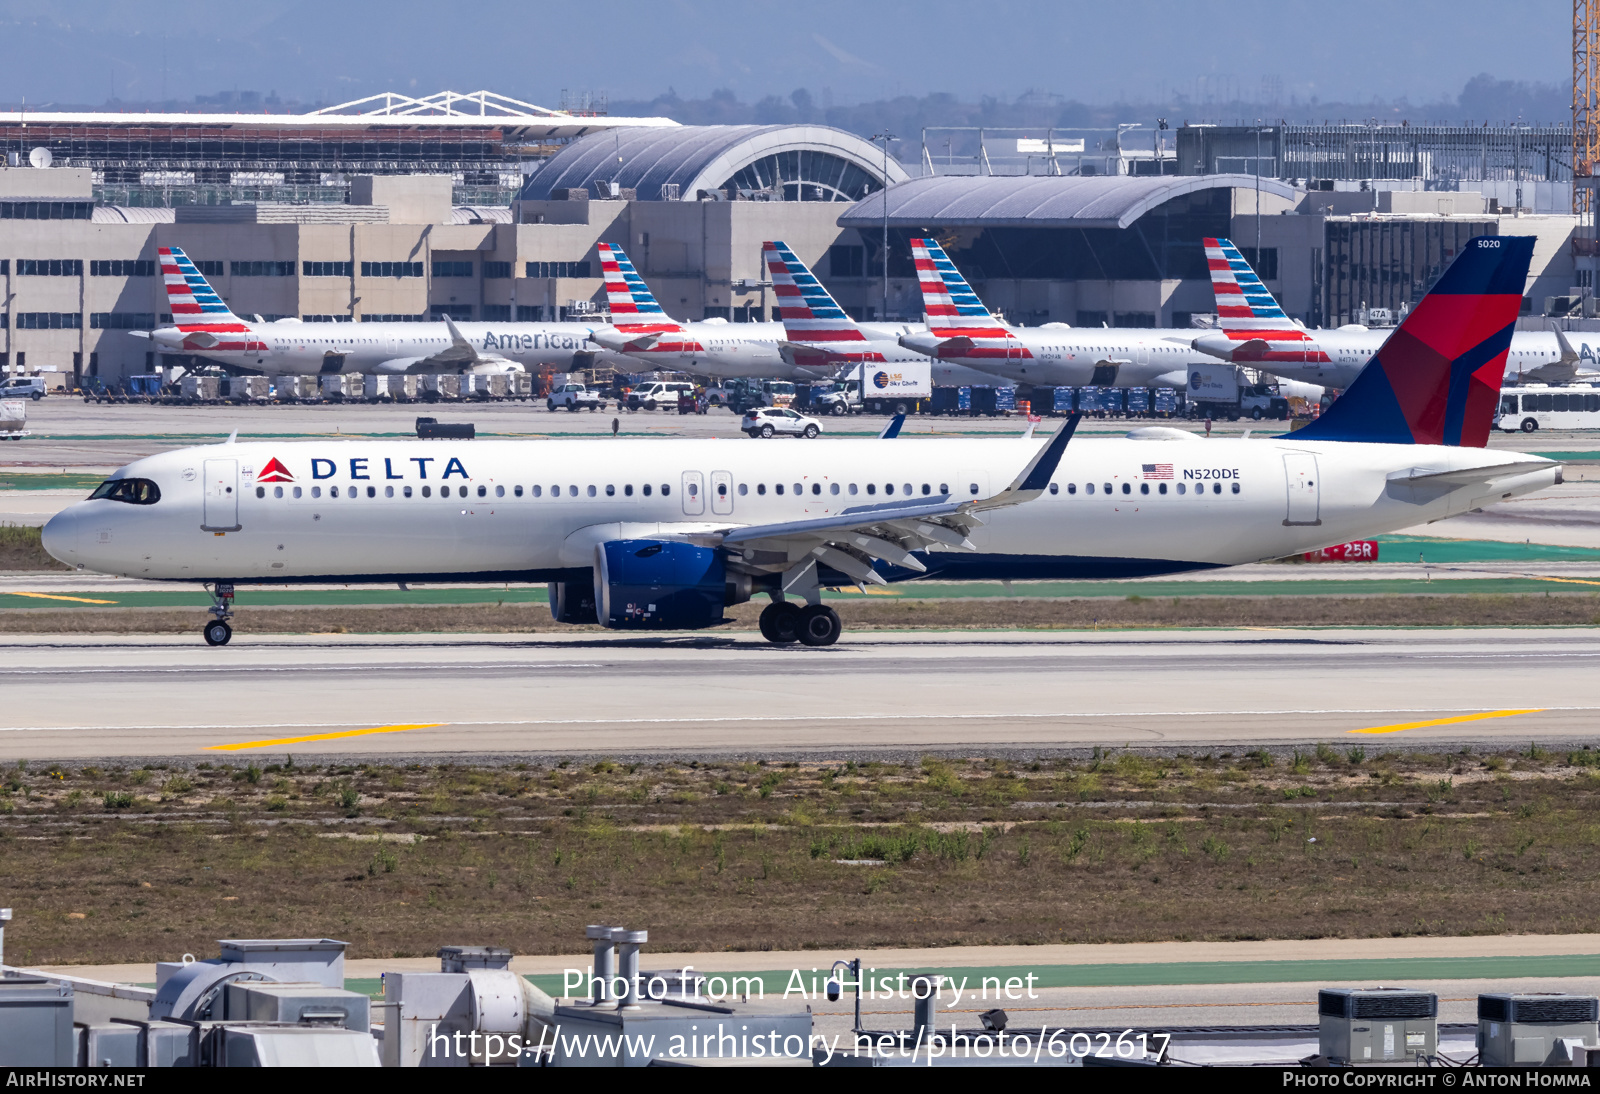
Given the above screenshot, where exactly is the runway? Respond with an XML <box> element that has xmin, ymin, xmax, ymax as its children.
<box><xmin>4</xmin><ymin>627</ymin><xmax>1599</xmax><ymax>760</ymax></box>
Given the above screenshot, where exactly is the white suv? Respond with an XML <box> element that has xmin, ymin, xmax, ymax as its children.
<box><xmin>742</xmin><ymin>406</ymin><xmax>822</xmax><ymax>438</ymax></box>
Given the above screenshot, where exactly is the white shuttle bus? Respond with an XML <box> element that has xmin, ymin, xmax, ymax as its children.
<box><xmin>1497</xmin><ymin>384</ymin><xmax>1600</xmax><ymax>433</ymax></box>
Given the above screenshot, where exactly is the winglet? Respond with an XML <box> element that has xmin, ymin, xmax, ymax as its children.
<box><xmin>879</xmin><ymin>413</ymin><xmax>905</xmax><ymax>439</ymax></box>
<box><xmin>1553</xmin><ymin>322</ymin><xmax>1580</xmax><ymax>365</ymax></box>
<box><xmin>972</xmin><ymin>412</ymin><xmax>1080</xmax><ymax>510</ymax></box>
<box><xmin>442</xmin><ymin>314</ymin><xmax>472</xmax><ymax>350</ymax></box>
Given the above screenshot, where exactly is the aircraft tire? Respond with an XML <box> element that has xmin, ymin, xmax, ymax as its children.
<box><xmin>758</xmin><ymin>602</ymin><xmax>801</xmax><ymax>644</ymax></box>
<box><xmin>204</xmin><ymin>620</ymin><xmax>233</xmax><ymax>647</ymax></box>
<box><xmin>1521</xmin><ymin>418</ymin><xmax>1539</xmax><ymax>433</ymax></box>
<box><xmin>796</xmin><ymin>604</ymin><xmax>841</xmax><ymax>647</ymax></box>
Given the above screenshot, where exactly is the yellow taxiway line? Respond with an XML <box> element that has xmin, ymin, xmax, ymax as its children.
<box><xmin>3</xmin><ymin>591</ymin><xmax>118</xmax><ymax>604</ymax></box>
<box><xmin>1348</xmin><ymin>709</ymin><xmax>1544</xmax><ymax>735</ymax></box>
<box><xmin>207</xmin><ymin>723</ymin><xmax>445</xmax><ymax>752</ymax></box>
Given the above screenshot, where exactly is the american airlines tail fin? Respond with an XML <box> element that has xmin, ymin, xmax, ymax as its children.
<box><xmin>763</xmin><ymin>241</ymin><xmax>869</xmax><ymax>344</ymax></box>
<box><xmin>596</xmin><ymin>243</ymin><xmax>671</xmax><ymax>322</ymax></box>
<box><xmin>1203</xmin><ymin>237</ymin><xmax>1289</xmax><ymax>329</ymax></box>
<box><xmin>910</xmin><ymin>238</ymin><xmax>1006</xmax><ymax>334</ymax></box>
<box><xmin>159</xmin><ymin>246</ymin><xmax>240</xmax><ymax>323</ymax></box>
<box><xmin>1294</xmin><ymin>236</ymin><xmax>1533</xmax><ymax>447</ymax></box>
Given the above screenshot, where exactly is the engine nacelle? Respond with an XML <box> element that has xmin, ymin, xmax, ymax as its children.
<box><xmin>548</xmin><ymin>580</ymin><xmax>598</xmax><ymax>624</ymax></box>
<box><xmin>594</xmin><ymin>540</ymin><xmax>727</xmax><ymax>630</ymax></box>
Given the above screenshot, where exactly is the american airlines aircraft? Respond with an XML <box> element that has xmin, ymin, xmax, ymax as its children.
<box><xmin>140</xmin><ymin>245</ymin><xmax>634</xmax><ymax>376</ymax></box>
<box><xmin>898</xmin><ymin>237</ymin><xmax>1211</xmax><ymax>388</ymax></box>
<box><xmin>1193</xmin><ymin>236</ymin><xmax>1592</xmax><ymax>388</ymax></box>
<box><xmin>760</xmin><ymin>240</ymin><xmax>1014</xmax><ymax>388</ymax></box>
<box><xmin>44</xmin><ymin>237</ymin><xmax>1556</xmax><ymax>649</ymax></box>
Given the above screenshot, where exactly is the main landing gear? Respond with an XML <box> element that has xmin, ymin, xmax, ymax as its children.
<box><xmin>204</xmin><ymin>582</ymin><xmax>235</xmax><ymax>646</ymax></box>
<box><xmin>758</xmin><ymin>600</ymin><xmax>841</xmax><ymax>647</ymax></box>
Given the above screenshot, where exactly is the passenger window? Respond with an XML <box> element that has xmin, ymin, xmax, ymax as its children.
<box><xmin>256</xmin><ymin>486</ymin><xmax>265</xmax><ymax>498</ymax></box>
<box><xmin>421</xmin><ymin>486</ymin><xmax>430</xmax><ymax>497</ymax></box>
<box><xmin>1104</xmin><ymin>483</ymin><xmax>1112</xmax><ymax>494</ymax></box>
<box><xmin>1122</xmin><ymin>483</ymin><xmax>1131</xmax><ymax>495</ymax></box>
<box><xmin>496</xmin><ymin>485</ymin><xmax>505</xmax><ymax>497</ymax></box>
<box><xmin>939</xmin><ymin>483</ymin><xmax>948</xmax><ymax>495</ymax></box>
<box><xmin>903</xmin><ymin>483</ymin><xmax>911</xmax><ymax>495</ymax></box>
<box><xmin>625</xmin><ymin>484</ymin><xmax>634</xmax><ymax>496</ymax></box>
<box><xmin>478</xmin><ymin>485</ymin><xmax>487</xmax><ymax>497</ymax></box>
<box><xmin>1232</xmin><ymin>482</ymin><xmax>1241</xmax><ymax>494</ymax></box>
<box><xmin>331</xmin><ymin>486</ymin><xmax>340</xmax><ymax>498</ymax></box>
<box><xmin>758</xmin><ymin>483</ymin><xmax>767</xmax><ymax>495</ymax></box>
<box><xmin>588</xmin><ymin>485</ymin><xmax>597</xmax><ymax>497</ymax></box>
<box><xmin>1049</xmin><ymin>483</ymin><xmax>1058</xmax><ymax>495</ymax></box>
<box><xmin>719</xmin><ymin>483</ymin><xmax>729</xmax><ymax>497</ymax></box>
<box><xmin>1177</xmin><ymin>483</ymin><xmax>1185</xmax><ymax>495</ymax></box>
<box><xmin>792</xmin><ymin>483</ymin><xmax>801</xmax><ymax>494</ymax></box>
<box><xmin>738</xmin><ymin>484</ymin><xmax>747</xmax><ymax>496</ymax></box>
<box><xmin>1213</xmin><ymin>482</ymin><xmax>1221</xmax><ymax>494</ymax></box>
<box><xmin>1086</xmin><ymin>483</ymin><xmax>1094</xmax><ymax>495</ymax></box>
<box><xmin>569</xmin><ymin>486</ymin><xmax>578</xmax><ymax>497</ymax></box>
<box><xmin>274</xmin><ymin>486</ymin><xmax>283</xmax><ymax>499</ymax></box>
<box><xmin>642</xmin><ymin>484</ymin><xmax>651</xmax><ymax>496</ymax></box>
<box><xmin>293</xmin><ymin>486</ymin><xmax>302</xmax><ymax>499</ymax></box>
<box><xmin>969</xmin><ymin>483</ymin><xmax>979</xmax><ymax>495</ymax></box>
<box><xmin>866</xmin><ymin>484</ymin><xmax>876</xmax><ymax>495</ymax></box>
<box><xmin>514</xmin><ymin>485</ymin><xmax>523</xmax><ymax>497</ymax></box>
<box><xmin>662</xmin><ymin>484</ymin><xmax>671</xmax><ymax>496</ymax></box>
<box><xmin>688</xmin><ymin>483</ymin><xmax>698</xmax><ymax>497</ymax></box>
<box><xmin>405</xmin><ymin>486</ymin><xmax>414</xmax><ymax>498</ymax></box>
<box><xmin>811</xmin><ymin>483</ymin><xmax>820</xmax><ymax>495</ymax></box>
<box><xmin>849</xmin><ymin>484</ymin><xmax>858</xmax><ymax>495</ymax></box>
<box><xmin>606</xmin><ymin>484</ymin><xmax>615</xmax><ymax>496</ymax></box>
<box><xmin>830</xmin><ymin>483</ymin><xmax>839</xmax><ymax>495</ymax></box>
<box><xmin>775</xmin><ymin>484</ymin><xmax>784</xmax><ymax>495</ymax></box>
<box><xmin>886</xmin><ymin>484</ymin><xmax>895</xmax><ymax>495</ymax></box>
<box><xmin>385</xmin><ymin>486</ymin><xmax>394</xmax><ymax>498</ymax></box>
<box><xmin>1158</xmin><ymin>483</ymin><xmax>1167</xmax><ymax>495</ymax></box>
<box><xmin>366</xmin><ymin>486</ymin><xmax>375</xmax><ymax>498</ymax></box>
<box><xmin>921</xmin><ymin>484</ymin><xmax>930</xmax><ymax>495</ymax></box>
<box><xmin>1140</xmin><ymin>483</ymin><xmax>1149</xmax><ymax>495</ymax></box>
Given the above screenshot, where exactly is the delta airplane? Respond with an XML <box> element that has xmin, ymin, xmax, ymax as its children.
<box><xmin>584</xmin><ymin>243</ymin><xmax>941</xmax><ymax>382</ymax></box>
<box><xmin>1192</xmin><ymin>236</ymin><xmax>1594</xmax><ymax>388</ymax></box>
<box><xmin>45</xmin><ymin>236</ymin><xmax>1557</xmax><ymax>650</ymax></box>
<box><xmin>140</xmin><ymin>245</ymin><xmax>635</xmax><ymax>376</ymax></box>
<box><xmin>897</xmin><ymin>237</ymin><xmax>1215</xmax><ymax>388</ymax></box>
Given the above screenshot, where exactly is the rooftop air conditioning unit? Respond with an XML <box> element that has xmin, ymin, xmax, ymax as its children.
<box><xmin>1478</xmin><ymin>993</ymin><xmax>1600</xmax><ymax>1066</ymax></box>
<box><xmin>1318</xmin><ymin>987</ymin><xmax>1438</xmax><ymax>1064</ymax></box>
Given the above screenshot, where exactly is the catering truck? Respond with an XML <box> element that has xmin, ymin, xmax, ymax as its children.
<box><xmin>812</xmin><ymin>361</ymin><xmax>934</xmax><ymax>416</ymax></box>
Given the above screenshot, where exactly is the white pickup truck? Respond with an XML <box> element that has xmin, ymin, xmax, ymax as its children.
<box><xmin>546</xmin><ymin>382</ymin><xmax>606</xmax><ymax>412</ymax></box>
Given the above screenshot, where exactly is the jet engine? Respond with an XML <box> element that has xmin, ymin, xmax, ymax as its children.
<box><xmin>593</xmin><ymin>540</ymin><xmax>729</xmax><ymax>630</ymax></box>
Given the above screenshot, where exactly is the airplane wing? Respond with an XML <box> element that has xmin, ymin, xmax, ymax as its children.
<box><xmin>687</xmin><ymin>415</ymin><xmax>1079</xmax><ymax>587</ymax></box>
<box><xmin>879</xmin><ymin>413</ymin><xmax>906</xmax><ymax>438</ymax></box>
<box><xmin>588</xmin><ymin>326</ymin><xmax>664</xmax><ymax>353</ymax></box>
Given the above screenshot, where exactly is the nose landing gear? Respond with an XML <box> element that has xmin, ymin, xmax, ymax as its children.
<box><xmin>203</xmin><ymin>582</ymin><xmax>235</xmax><ymax>646</ymax></box>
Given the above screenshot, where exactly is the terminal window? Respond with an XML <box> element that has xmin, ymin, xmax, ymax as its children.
<box><xmin>16</xmin><ymin>259</ymin><xmax>83</xmax><ymax>276</ymax></box>
<box><xmin>90</xmin><ymin>312</ymin><xmax>156</xmax><ymax>329</ymax></box>
<box><xmin>481</xmin><ymin>305</ymin><xmax>511</xmax><ymax>321</ymax></box>
<box><xmin>483</xmin><ymin>261</ymin><xmax>512</xmax><ymax>279</ymax></box>
<box><xmin>301</xmin><ymin>315</ymin><xmax>353</xmax><ymax>323</ymax></box>
<box><xmin>16</xmin><ymin>312</ymin><xmax>81</xmax><ymax>329</ymax></box>
<box><xmin>192</xmin><ymin>260</ymin><xmax>224</xmax><ymax>276</ymax></box>
<box><xmin>302</xmin><ymin>261</ymin><xmax>353</xmax><ymax>277</ymax></box>
<box><xmin>231</xmin><ymin>261</ymin><xmax>294</xmax><ymax>277</ymax></box>
<box><xmin>432</xmin><ymin>261</ymin><xmax>474</xmax><ymax>278</ymax></box>
<box><xmin>516</xmin><ymin>305</ymin><xmax>544</xmax><ymax>321</ymax></box>
<box><xmin>525</xmin><ymin>261</ymin><xmax>591</xmax><ymax>279</ymax></box>
<box><xmin>1075</xmin><ymin>310</ymin><xmax>1109</xmax><ymax>327</ymax></box>
<box><xmin>828</xmin><ymin>245</ymin><xmax>864</xmax><ymax>278</ymax></box>
<box><xmin>1237</xmin><ymin>247</ymin><xmax>1278</xmax><ymax>281</ymax></box>
<box><xmin>90</xmin><ymin>260</ymin><xmax>156</xmax><ymax>277</ymax></box>
<box><xmin>361</xmin><ymin>261</ymin><xmax>424</xmax><ymax>278</ymax></box>
<box><xmin>429</xmin><ymin>304</ymin><xmax>473</xmax><ymax>320</ymax></box>
<box><xmin>0</xmin><ymin>201</ymin><xmax>92</xmax><ymax>220</ymax></box>
<box><xmin>360</xmin><ymin>313</ymin><xmax>426</xmax><ymax>322</ymax></box>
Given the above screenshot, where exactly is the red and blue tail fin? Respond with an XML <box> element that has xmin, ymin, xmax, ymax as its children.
<box><xmin>159</xmin><ymin>245</ymin><xmax>238</xmax><ymax>321</ymax></box>
<box><xmin>763</xmin><ymin>240</ymin><xmax>868</xmax><ymax>344</ymax></box>
<box><xmin>1293</xmin><ymin>236</ymin><xmax>1532</xmax><ymax>447</ymax></box>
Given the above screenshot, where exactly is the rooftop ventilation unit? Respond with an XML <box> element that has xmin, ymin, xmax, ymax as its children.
<box><xmin>1478</xmin><ymin>993</ymin><xmax>1600</xmax><ymax>1066</ymax></box>
<box><xmin>1317</xmin><ymin>987</ymin><xmax>1438</xmax><ymax>1064</ymax></box>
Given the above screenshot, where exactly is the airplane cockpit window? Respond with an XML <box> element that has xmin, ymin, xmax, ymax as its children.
<box><xmin>89</xmin><ymin>478</ymin><xmax>161</xmax><ymax>505</ymax></box>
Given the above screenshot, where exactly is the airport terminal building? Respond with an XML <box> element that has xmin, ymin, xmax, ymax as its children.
<box><xmin>0</xmin><ymin>102</ymin><xmax>1583</xmax><ymax>384</ymax></box>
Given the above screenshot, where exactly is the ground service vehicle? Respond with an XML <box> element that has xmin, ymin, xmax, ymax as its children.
<box><xmin>548</xmin><ymin>383</ymin><xmax>605</xmax><ymax>412</ymax></box>
<box><xmin>1497</xmin><ymin>384</ymin><xmax>1600</xmax><ymax>432</ymax></box>
<box><xmin>742</xmin><ymin>406</ymin><xmax>823</xmax><ymax>438</ymax></box>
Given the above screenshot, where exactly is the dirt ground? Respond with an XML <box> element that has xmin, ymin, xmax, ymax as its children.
<box><xmin>3</xmin><ymin>747</ymin><xmax>1598</xmax><ymax>965</ymax></box>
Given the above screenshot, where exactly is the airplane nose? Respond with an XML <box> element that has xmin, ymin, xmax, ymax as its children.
<box><xmin>40</xmin><ymin>507</ymin><xmax>78</xmax><ymax>564</ymax></box>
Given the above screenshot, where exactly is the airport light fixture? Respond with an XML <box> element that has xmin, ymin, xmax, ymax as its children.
<box><xmin>871</xmin><ymin>131</ymin><xmax>898</xmax><ymax>321</ymax></box>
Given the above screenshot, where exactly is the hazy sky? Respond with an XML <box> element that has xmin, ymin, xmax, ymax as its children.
<box><xmin>0</xmin><ymin>0</ymin><xmax>1569</xmax><ymax>108</ymax></box>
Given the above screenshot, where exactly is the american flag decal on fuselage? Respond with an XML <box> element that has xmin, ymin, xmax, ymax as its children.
<box><xmin>157</xmin><ymin>245</ymin><xmax>266</xmax><ymax>353</ymax></box>
<box><xmin>1142</xmin><ymin>463</ymin><xmax>1174</xmax><ymax>480</ymax></box>
<box><xmin>1202</xmin><ymin>237</ymin><xmax>1328</xmax><ymax>364</ymax></box>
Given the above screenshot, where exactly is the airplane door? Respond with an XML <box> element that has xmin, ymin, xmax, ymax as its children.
<box><xmin>710</xmin><ymin>470</ymin><xmax>734</xmax><ymax>515</ymax></box>
<box><xmin>682</xmin><ymin>470</ymin><xmax>705</xmax><ymax>516</ymax></box>
<box><xmin>1282</xmin><ymin>453</ymin><xmax>1321</xmax><ymax>526</ymax></box>
<box><xmin>202</xmin><ymin>458</ymin><xmax>241</xmax><ymax>531</ymax></box>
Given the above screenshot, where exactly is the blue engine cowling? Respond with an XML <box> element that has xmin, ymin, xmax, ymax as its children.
<box><xmin>594</xmin><ymin>540</ymin><xmax>727</xmax><ymax>629</ymax></box>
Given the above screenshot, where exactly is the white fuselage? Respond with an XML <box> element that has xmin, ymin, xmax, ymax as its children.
<box><xmin>1206</xmin><ymin>329</ymin><xmax>1586</xmax><ymax>389</ymax></box>
<box><xmin>152</xmin><ymin>319</ymin><xmax>639</xmax><ymax>375</ymax></box>
<box><xmin>43</xmin><ymin>436</ymin><xmax>1556</xmax><ymax>587</ymax></box>
<box><xmin>913</xmin><ymin>327</ymin><xmax>1217</xmax><ymax>389</ymax></box>
<box><xmin>614</xmin><ymin>321</ymin><xmax>989</xmax><ymax>383</ymax></box>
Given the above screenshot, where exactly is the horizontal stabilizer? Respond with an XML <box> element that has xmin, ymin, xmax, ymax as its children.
<box><xmin>1386</xmin><ymin>459</ymin><xmax>1555</xmax><ymax>486</ymax></box>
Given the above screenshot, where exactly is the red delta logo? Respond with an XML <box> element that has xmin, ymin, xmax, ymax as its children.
<box><xmin>257</xmin><ymin>457</ymin><xmax>294</xmax><ymax>483</ymax></box>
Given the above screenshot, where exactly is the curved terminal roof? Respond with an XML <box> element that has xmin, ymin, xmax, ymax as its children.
<box><xmin>521</xmin><ymin>124</ymin><xmax>911</xmax><ymax>202</ymax></box>
<box><xmin>837</xmin><ymin>173</ymin><xmax>1299</xmax><ymax>230</ymax></box>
